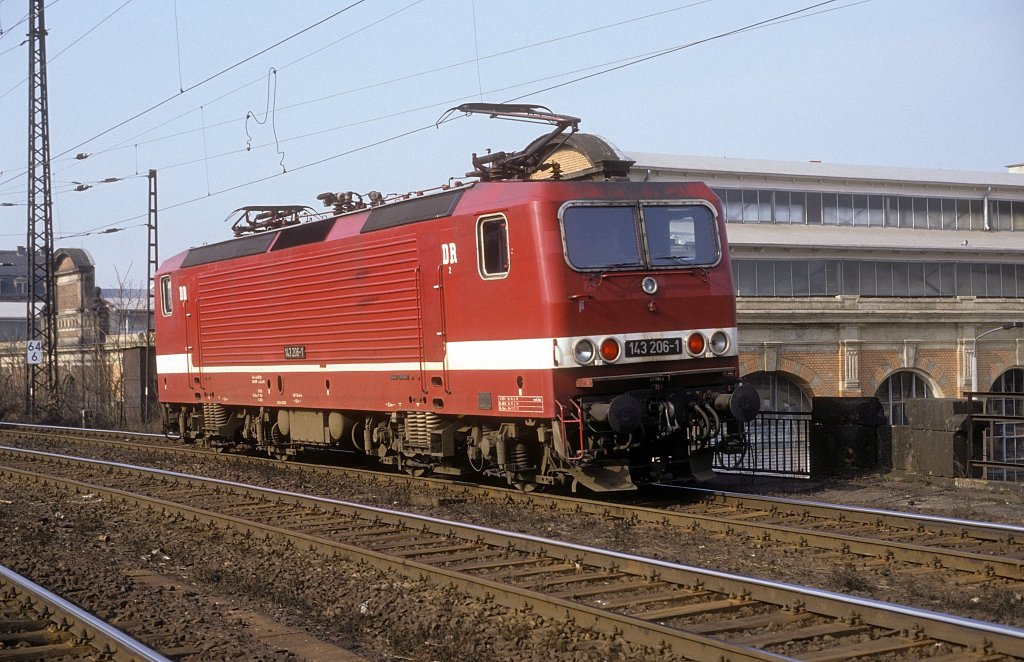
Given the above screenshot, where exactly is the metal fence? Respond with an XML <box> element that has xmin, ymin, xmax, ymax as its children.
<box><xmin>968</xmin><ymin>392</ymin><xmax>1024</xmax><ymax>482</ymax></box>
<box><xmin>713</xmin><ymin>411</ymin><xmax>812</xmax><ymax>478</ymax></box>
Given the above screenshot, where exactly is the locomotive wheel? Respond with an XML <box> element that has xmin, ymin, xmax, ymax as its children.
<box><xmin>404</xmin><ymin>467</ymin><xmax>426</xmax><ymax>477</ymax></box>
<box><xmin>513</xmin><ymin>481</ymin><xmax>537</xmax><ymax>493</ymax></box>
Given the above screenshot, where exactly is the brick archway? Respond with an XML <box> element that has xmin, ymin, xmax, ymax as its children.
<box><xmin>741</xmin><ymin>369</ymin><xmax>813</xmax><ymax>412</ymax></box>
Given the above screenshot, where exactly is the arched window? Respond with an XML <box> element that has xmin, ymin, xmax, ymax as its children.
<box><xmin>989</xmin><ymin>368</ymin><xmax>1024</xmax><ymax>410</ymax></box>
<box><xmin>985</xmin><ymin>368</ymin><xmax>1024</xmax><ymax>481</ymax></box>
<box><xmin>875</xmin><ymin>370</ymin><xmax>934</xmax><ymax>425</ymax></box>
<box><xmin>743</xmin><ymin>371</ymin><xmax>812</xmax><ymax>412</ymax></box>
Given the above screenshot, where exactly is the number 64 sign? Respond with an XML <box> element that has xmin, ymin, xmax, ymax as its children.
<box><xmin>26</xmin><ymin>340</ymin><xmax>43</xmax><ymax>365</ymax></box>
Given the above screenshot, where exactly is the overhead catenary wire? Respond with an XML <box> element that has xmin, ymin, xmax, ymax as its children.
<box><xmin>200</xmin><ymin>106</ymin><xmax>211</xmax><ymax>196</ymax></box>
<box><xmin>81</xmin><ymin>0</ymin><xmax>701</xmax><ymax>159</ymax></box>
<box><xmin>507</xmin><ymin>0</ymin><xmax>847</xmax><ymax>102</ymax></box>
<box><xmin>0</xmin><ymin>0</ymin><xmax>866</xmax><ymax>214</ymax></box>
<box><xmin>0</xmin><ymin>0</ymin><xmax>375</xmax><ymax>191</ymax></box>
<box><xmin>24</xmin><ymin>0</ymin><xmax>868</xmax><ymax>243</ymax></box>
<box><xmin>73</xmin><ymin>0</ymin><xmax>427</xmax><ymax>162</ymax></box>
<box><xmin>0</xmin><ymin>0</ymin><xmax>63</xmax><ymax>43</ymax></box>
<box><xmin>0</xmin><ymin>0</ymin><xmax>121</xmax><ymax>103</ymax></box>
<box><xmin>470</xmin><ymin>0</ymin><xmax>483</xmax><ymax>101</ymax></box>
<box><xmin>51</xmin><ymin>0</ymin><xmax>132</xmax><ymax>63</ymax></box>
<box><xmin>48</xmin><ymin>0</ymin><xmax>369</xmax><ymax>164</ymax></box>
<box><xmin>243</xmin><ymin>67</ymin><xmax>285</xmax><ymax>173</ymax></box>
<box><xmin>0</xmin><ymin>0</ymin><xmax>700</xmax><ymax>182</ymax></box>
<box><xmin>53</xmin><ymin>0</ymin><xmax>863</xmax><ymax>181</ymax></box>
<box><xmin>144</xmin><ymin>0</ymin><xmax>852</xmax><ymax>177</ymax></box>
<box><xmin>172</xmin><ymin>0</ymin><xmax>184</xmax><ymax>92</ymax></box>
<box><xmin>0</xmin><ymin>40</ymin><xmax>24</xmax><ymax>58</ymax></box>
<box><xmin>0</xmin><ymin>7</ymin><xmax>29</xmax><ymax>42</ymax></box>
<box><xmin>0</xmin><ymin>44</ymin><xmax>669</xmax><ymax>202</ymax></box>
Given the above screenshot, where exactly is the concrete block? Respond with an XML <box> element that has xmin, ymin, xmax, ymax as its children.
<box><xmin>812</xmin><ymin>397</ymin><xmax>886</xmax><ymax>426</ymax></box>
<box><xmin>810</xmin><ymin>423</ymin><xmax>879</xmax><ymax>474</ymax></box>
<box><xmin>904</xmin><ymin>398</ymin><xmax>981</xmax><ymax>433</ymax></box>
<box><xmin>891</xmin><ymin>426</ymin><xmax>913</xmax><ymax>471</ymax></box>
<box><xmin>877</xmin><ymin>424</ymin><xmax>893</xmax><ymax>469</ymax></box>
<box><xmin>891</xmin><ymin>428</ymin><xmax>977</xmax><ymax>478</ymax></box>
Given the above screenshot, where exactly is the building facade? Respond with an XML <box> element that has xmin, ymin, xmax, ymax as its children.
<box><xmin>628</xmin><ymin>153</ymin><xmax>1024</xmax><ymax>421</ymax></box>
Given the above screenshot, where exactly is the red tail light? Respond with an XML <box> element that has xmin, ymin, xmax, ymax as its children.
<box><xmin>599</xmin><ymin>337</ymin><xmax>621</xmax><ymax>362</ymax></box>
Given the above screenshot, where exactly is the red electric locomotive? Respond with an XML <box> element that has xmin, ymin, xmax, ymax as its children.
<box><xmin>155</xmin><ymin>104</ymin><xmax>758</xmax><ymax>491</ymax></box>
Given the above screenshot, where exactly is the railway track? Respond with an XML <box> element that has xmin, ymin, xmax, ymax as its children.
<box><xmin>3</xmin><ymin>422</ymin><xmax>1022</xmax><ymax>590</ymax></box>
<box><xmin>0</xmin><ymin>445</ymin><xmax>1022</xmax><ymax>661</ymax></box>
<box><xmin>0</xmin><ymin>561</ymin><xmax>171</xmax><ymax>661</ymax></box>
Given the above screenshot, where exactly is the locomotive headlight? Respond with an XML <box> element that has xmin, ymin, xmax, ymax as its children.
<box><xmin>573</xmin><ymin>338</ymin><xmax>596</xmax><ymax>365</ymax></box>
<box><xmin>686</xmin><ymin>332</ymin><xmax>706</xmax><ymax>357</ymax></box>
<box><xmin>599</xmin><ymin>337</ymin><xmax>621</xmax><ymax>362</ymax></box>
<box><xmin>709</xmin><ymin>331</ymin><xmax>729</xmax><ymax>356</ymax></box>
<box><xmin>641</xmin><ymin>276</ymin><xmax>658</xmax><ymax>295</ymax></box>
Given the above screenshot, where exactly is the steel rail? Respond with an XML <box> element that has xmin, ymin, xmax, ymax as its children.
<box><xmin>0</xmin><ymin>563</ymin><xmax>172</xmax><ymax>662</ymax></box>
<box><xmin>3</xmin><ymin>424</ymin><xmax>1021</xmax><ymax>584</ymax></box>
<box><xmin>0</xmin><ymin>451</ymin><xmax>783</xmax><ymax>662</ymax></box>
<box><xmin>674</xmin><ymin>484</ymin><xmax>1024</xmax><ymax>539</ymax></box>
<box><xmin>1</xmin><ymin>445</ymin><xmax>1022</xmax><ymax>660</ymax></box>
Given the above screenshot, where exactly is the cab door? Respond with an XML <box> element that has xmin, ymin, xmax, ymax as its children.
<box><xmin>181</xmin><ymin>284</ymin><xmax>205</xmax><ymax>391</ymax></box>
<box><xmin>416</xmin><ymin>231</ymin><xmax>452</xmax><ymax>402</ymax></box>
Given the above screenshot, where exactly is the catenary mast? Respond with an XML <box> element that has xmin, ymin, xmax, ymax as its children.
<box><xmin>26</xmin><ymin>0</ymin><xmax>57</xmax><ymax>414</ymax></box>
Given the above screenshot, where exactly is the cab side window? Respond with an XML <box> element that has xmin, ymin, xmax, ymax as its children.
<box><xmin>477</xmin><ymin>214</ymin><xmax>509</xmax><ymax>279</ymax></box>
<box><xmin>160</xmin><ymin>275</ymin><xmax>173</xmax><ymax>316</ymax></box>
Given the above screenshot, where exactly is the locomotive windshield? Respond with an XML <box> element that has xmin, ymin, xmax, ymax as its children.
<box><xmin>560</xmin><ymin>202</ymin><xmax>719</xmax><ymax>271</ymax></box>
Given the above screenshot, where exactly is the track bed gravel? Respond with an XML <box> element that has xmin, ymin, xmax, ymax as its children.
<box><xmin>0</xmin><ymin>478</ymin><xmax>646</xmax><ymax>661</ymax></box>
<box><xmin>2</xmin><ymin>437</ymin><xmax>1023</xmax><ymax>660</ymax></box>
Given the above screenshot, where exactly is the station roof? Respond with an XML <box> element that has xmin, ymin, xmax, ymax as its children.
<box><xmin>627</xmin><ymin>152</ymin><xmax>1024</xmax><ymax>194</ymax></box>
<box><xmin>99</xmin><ymin>288</ymin><xmax>150</xmax><ymax>311</ymax></box>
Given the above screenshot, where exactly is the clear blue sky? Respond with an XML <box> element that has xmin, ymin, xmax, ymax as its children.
<box><xmin>0</xmin><ymin>0</ymin><xmax>1021</xmax><ymax>287</ymax></box>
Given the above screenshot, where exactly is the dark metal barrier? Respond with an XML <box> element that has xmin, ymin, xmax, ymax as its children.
<box><xmin>968</xmin><ymin>392</ymin><xmax>1024</xmax><ymax>482</ymax></box>
<box><xmin>714</xmin><ymin>411</ymin><xmax>811</xmax><ymax>478</ymax></box>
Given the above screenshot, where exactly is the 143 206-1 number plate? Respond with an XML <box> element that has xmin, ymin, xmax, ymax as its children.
<box><xmin>624</xmin><ymin>337</ymin><xmax>683</xmax><ymax>358</ymax></box>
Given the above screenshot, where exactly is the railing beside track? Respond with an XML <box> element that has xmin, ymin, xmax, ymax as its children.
<box><xmin>714</xmin><ymin>410</ymin><xmax>811</xmax><ymax>478</ymax></box>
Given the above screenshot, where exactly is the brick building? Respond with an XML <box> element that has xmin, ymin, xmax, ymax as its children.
<box><xmin>54</xmin><ymin>248</ymin><xmax>106</xmax><ymax>347</ymax></box>
<box><xmin>628</xmin><ymin>153</ymin><xmax>1024</xmax><ymax>421</ymax></box>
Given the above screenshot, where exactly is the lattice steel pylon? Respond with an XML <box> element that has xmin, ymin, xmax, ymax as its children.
<box><xmin>25</xmin><ymin>0</ymin><xmax>57</xmax><ymax>415</ymax></box>
<box><xmin>143</xmin><ymin>169</ymin><xmax>158</xmax><ymax>422</ymax></box>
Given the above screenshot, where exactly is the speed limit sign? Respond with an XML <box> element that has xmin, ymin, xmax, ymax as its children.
<box><xmin>26</xmin><ymin>340</ymin><xmax>43</xmax><ymax>365</ymax></box>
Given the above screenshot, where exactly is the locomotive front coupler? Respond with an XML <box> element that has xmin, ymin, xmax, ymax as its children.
<box><xmin>714</xmin><ymin>383</ymin><xmax>761</xmax><ymax>423</ymax></box>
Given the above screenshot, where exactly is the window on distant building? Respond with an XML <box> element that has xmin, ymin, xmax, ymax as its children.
<box><xmin>712</xmin><ymin>187</ymin><xmax>1018</xmax><ymax>232</ymax></box>
<box><xmin>983</xmin><ymin>369</ymin><xmax>1024</xmax><ymax>481</ymax></box>
<box><xmin>876</xmin><ymin>371</ymin><xmax>934</xmax><ymax>425</ymax></box>
<box><xmin>733</xmin><ymin>259</ymin><xmax>1024</xmax><ymax>299</ymax></box>
<box><xmin>743</xmin><ymin>371</ymin><xmax>812</xmax><ymax>412</ymax></box>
